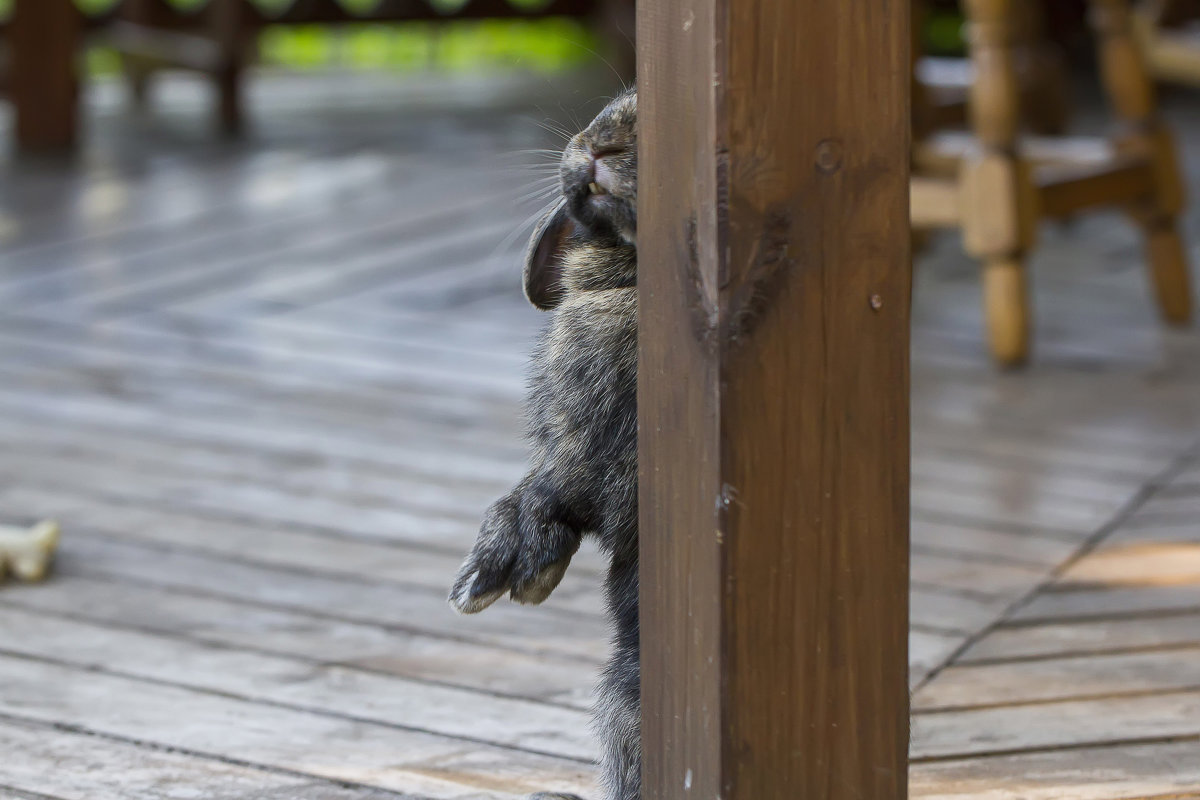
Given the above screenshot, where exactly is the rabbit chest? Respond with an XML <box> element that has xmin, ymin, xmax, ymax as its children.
<box><xmin>528</xmin><ymin>286</ymin><xmax>638</xmax><ymax>557</ymax></box>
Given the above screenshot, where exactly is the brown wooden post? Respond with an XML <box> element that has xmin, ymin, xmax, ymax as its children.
<box><xmin>637</xmin><ymin>1</ymin><xmax>910</xmax><ymax>799</ymax></box>
<box><xmin>10</xmin><ymin>0</ymin><xmax>82</xmax><ymax>153</ymax></box>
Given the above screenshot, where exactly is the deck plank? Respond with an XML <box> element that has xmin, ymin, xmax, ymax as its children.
<box><xmin>0</xmin><ymin>606</ymin><xmax>595</xmax><ymax>759</ymax></box>
<box><xmin>3</xmin><ymin>71</ymin><xmax>1200</xmax><ymax>797</ymax></box>
<box><xmin>960</xmin><ymin>613</ymin><xmax>1200</xmax><ymax>662</ymax></box>
<box><xmin>911</xmin><ymin>740</ymin><xmax>1200</xmax><ymax>800</ymax></box>
<box><xmin>47</xmin><ymin>535</ymin><xmax>611</xmax><ymax>662</ymax></box>
<box><xmin>912</xmin><ymin>689</ymin><xmax>1200</xmax><ymax>760</ymax></box>
<box><xmin>1010</xmin><ymin>585</ymin><xmax>1200</xmax><ymax>624</ymax></box>
<box><xmin>914</xmin><ymin>648</ymin><xmax>1200</xmax><ymax>709</ymax></box>
<box><xmin>0</xmin><ymin>576</ymin><xmax>595</xmax><ymax>706</ymax></box>
<box><xmin>0</xmin><ymin>655</ymin><xmax>594</xmax><ymax>799</ymax></box>
<box><xmin>0</xmin><ymin>718</ymin><xmax>406</xmax><ymax>800</ymax></box>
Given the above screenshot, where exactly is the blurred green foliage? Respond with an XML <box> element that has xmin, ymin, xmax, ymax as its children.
<box><xmin>1</xmin><ymin>0</ymin><xmax>962</xmax><ymax>72</ymax></box>
<box><xmin>0</xmin><ymin>0</ymin><xmax>600</xmax><ymax>75</ymax></box>
<box><xmin>923</xmin><ymin>9</ymin><xmax>966</xmax><ymax>57</ymax></box>
<box><xmin>259</xmin><ymin>18</ymin><xmax>597</xmax><ymax>73</ymax></box>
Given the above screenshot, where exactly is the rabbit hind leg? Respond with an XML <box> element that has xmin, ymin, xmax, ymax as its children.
<box><xmin>595</xmin><ymin>558</ymin><xmax>642</xmax><ymax>800</ymax></box>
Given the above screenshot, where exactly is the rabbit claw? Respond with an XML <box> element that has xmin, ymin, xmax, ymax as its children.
<box><xmin>449</xmin><ymin>487</ymin><xmax>580</xmax><ymax>614</ymax></box>
<box><xmin>507</xmin><ymin>527</ymin><xmax>579</xmax><ymax>606</ymax></box>
<box><xmin>449</xmin><ymin>566</ymin><xmax>507</xmax><ymax>615</ymax></box>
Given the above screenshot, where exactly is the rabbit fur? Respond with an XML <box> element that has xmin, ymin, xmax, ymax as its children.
<box><xmin>449</xmin><ymin>88</ymin><xmax>642</xmax><ymax>800</ymax></box>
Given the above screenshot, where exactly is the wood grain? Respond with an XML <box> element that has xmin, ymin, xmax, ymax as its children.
<box><xmin>915</xmin><ymin>647</ymin><xmax>1200</xmax><ymax>709</ymax></box>
<box><xmin>912</xmin><ymin>688</ymin><xmax>1200</xmax><ymax>760</ymax></box>
<box><xmin>0</xmin><ymin>575</ymin><xmax>596</xmax><ymax>706</ymax></box>
<box><xmin>638</xmin><ymin>1</ymin><xmax>911</xmax><ymax>798</ymax></box>
<box><xmin>0</xmin><ymin>719</ymin><xmax>400</xmax><ymax>800</ymax></box>
<box><xmin>0</xmin><ymin>654</ymin><xmax>594</xmax><ymax>799</ymax></box>
<box><xmin>962</xmin><ymin>612</ymin><xmax>1200</xmax><ymax>662</ymax></box>
<box><xmin>0</xmin><ymin>605</ymin><xmax>596</xmax><ymax>759</ymax></box>
<box><xmin>911</xmin><ymin>740</ymin><xmax>1200</xmax><ymax>800</ymax></box>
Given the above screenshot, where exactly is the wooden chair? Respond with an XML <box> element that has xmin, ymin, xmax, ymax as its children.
<box><xmin>911</xmin><ymin>0</ymin><xmax>1194</xmax><ymax>366</ymax></box>
<box><xmin>1133</xmin><ymin>0</ymin><xmax>1200</xmax><ymax>84</ymax></box>
<box><xmin>915</xmin><ymin>1</ymin><xmax>1072</xmax><ymax>138</ymax></box>
<box><xmin>110</xmin><ymin>0</ymin><xmax>252</xmax><ymax>136</ymax></box>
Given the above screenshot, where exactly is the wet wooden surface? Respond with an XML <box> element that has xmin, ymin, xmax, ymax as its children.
<box><xmin>0</xmin><ymin>71</ymin><xmax>1198</xmax><ymax>798</ymax></box>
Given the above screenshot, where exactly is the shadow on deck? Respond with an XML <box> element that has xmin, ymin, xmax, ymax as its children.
<box><xmin>0</xmin><ymin>70</ymin><xmax>1198</xmax><ymax>799</ymax></box>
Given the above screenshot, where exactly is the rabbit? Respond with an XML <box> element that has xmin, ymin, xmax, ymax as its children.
<box><xmin>449</xmin><ymin>88</ymin><xmax>641</xmax><ymax>800</ymax></box>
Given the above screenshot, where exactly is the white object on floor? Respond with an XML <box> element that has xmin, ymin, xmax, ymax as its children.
<box><xmin>0</xmin><ymin>520</ymin><xmax>60</xmax><ymax>582</ymax></box>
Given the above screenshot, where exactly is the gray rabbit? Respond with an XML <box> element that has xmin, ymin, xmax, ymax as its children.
<box><xmin>449</xmin><ymin>88</ymin><xmax>641</xmax><ymax>800</ymax></box>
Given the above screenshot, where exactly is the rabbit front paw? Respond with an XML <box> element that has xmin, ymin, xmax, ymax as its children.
<box><xmin>449</xmin><ymin>487</ymin><xmax>581</xmax><ymax>614</ymax></box>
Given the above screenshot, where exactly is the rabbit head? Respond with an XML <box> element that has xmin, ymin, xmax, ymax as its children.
<box><xmin>524</xmin><ymin>89</ymin><xmax>637</xmax><ymax>311</ymax></box>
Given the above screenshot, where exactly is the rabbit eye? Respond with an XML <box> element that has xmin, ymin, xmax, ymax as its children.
<box><xmin>591</xmin><ymin>144</ymin><xmax>628</xmax><ymax>159</ymax></box>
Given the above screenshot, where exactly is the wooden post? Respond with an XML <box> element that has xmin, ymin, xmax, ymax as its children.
<box><xmin>10</xmin><ymin>0</ymin><xmax>81</xmax><ymax>153</ymax></box>
<box><xmin>637</xmin><ymin>1</ymin><xmax>910</xmax><ymax>799</ymax></box>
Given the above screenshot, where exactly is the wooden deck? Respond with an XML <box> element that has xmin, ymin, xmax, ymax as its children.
<box><xmin>1</xmin><ymin>71</ymin><xmax>1199</xmax><ymax>799</ymax></box>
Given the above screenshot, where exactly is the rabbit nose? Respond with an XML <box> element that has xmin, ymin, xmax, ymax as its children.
<box><xmin>582</xmin><ymin>155</ymin><xmax>609</xmax><ymax>196</ymax></box>
<box><xmin>592</xmin><ymin>157</ymin><xmax>615</xmax><ymax>193</ymax></box>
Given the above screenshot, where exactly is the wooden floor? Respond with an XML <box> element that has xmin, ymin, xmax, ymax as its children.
<box><xmin>1</xmin><ymin>70</ymin><xmax>1199</xmax><ymax>799</ymax></box>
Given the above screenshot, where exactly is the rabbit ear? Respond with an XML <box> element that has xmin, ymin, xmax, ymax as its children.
<box><xmin>524</xmin><ymin>198</ymin><xmax>575</xmax><ymax>310</ymax></box>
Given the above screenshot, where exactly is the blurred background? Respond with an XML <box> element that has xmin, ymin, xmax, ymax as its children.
<box><xmin>0</xmin><ymin>2</ymin><xmax>1199</xmax><ymax>799</ymax></box>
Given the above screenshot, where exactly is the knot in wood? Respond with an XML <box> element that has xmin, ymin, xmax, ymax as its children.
<box><xmin>814</xmin><ymin>139</ymin><xmax>844</xmax><ymax>174</ymax></box>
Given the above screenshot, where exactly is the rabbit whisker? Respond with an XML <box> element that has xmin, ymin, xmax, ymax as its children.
<box><xmin>534</xmin><ymin>119</ymin><xmax>576</xmax><ymax>143</ymax></box>
<box><xmin>489</xmin><ymin>198</ymin><xmax>562</xmax><ymax>260</ymax></box>
<box><xmin>514</xmin><ymin>186</ymin><xmax>562</xmax><ymax>205</ymax></box>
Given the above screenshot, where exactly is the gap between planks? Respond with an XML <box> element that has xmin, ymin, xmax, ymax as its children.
<box><xmin>911</xmin><ymin>446</ymin><xmax>1195</xmax><ymax>691</ymax></box>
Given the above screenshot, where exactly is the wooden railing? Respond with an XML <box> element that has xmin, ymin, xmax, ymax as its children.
<box><xmin>0</xmin><ymin>0</ymin><xmax>608</xmax><ymax>29</ymax></box>
<box><xmin>108</xmin><ymin>0</ymin><xmax>606</xmax><ymax>28</ymax></box>
<box><xmin>1</xmin><ymin>0</ymin><xmax>631</xmax><ymax>151</ymax></box>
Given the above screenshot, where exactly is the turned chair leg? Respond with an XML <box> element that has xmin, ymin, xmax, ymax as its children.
<box><xmin>983</xmin><ymin>258</ymin><xmax>1031</xmax><ymax>362</ymax></box>
<box><xmin>1143</xmin><ymin>219</ymin><xmax>1194</xmax><ymax>322</ymax></box>
<box><xmin>961</xmin><ymin>0</ymin><xmax>1038</xmax><ymax>366</ymax></box>
<box><xmin>1092</xmin><ymin>0</ymin><xmax>1194</xmax><ymax>324</ymax></box>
